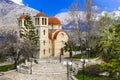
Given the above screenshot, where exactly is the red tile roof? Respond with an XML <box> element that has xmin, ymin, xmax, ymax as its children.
<box><xmin>48</xmin><ymin>17</ymin><xmax>61</xmax><ymax>25</ymax></box>
<box><xmin>48</xmin><ymin>32</ymin><xmax>52</xmax><ymax>40</ymax></box>
<box><xmin>19</xmin><ymin>13</ymin><xmax>26</xmax><ymax>19</ymax></box>
<box><xmin>53</xmin><ymin>30</ymin><xmax>61</xmax><ymax>39</ymax></box>
<box><xmin>35</xmin><ymin>12</ymin><xmax>46</xmax><ymax>17</ymax></box>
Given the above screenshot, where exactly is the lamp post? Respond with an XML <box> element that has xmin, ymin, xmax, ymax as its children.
<box><xmin>59</xmin><ymin>53</ymin><xmax>62</xmax><ymax>63</ymax></box>
<box><xmin>80</xmin><ymin>59</ymin><xmax>88</xmax><ymax>80</ymax></box>
<box><xmin>63</xmin><ymin>61</ymin><xmax>72</xmax><ymax>80</ymax></box>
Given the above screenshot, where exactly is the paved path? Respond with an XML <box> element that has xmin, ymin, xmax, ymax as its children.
<box><xmin>0</xmin><ymin>58</ymin><xmax>68</xmax><ymax>80</ymax></box>
<box><xmin>0</xmin><ymin>71</ymin><xmax>67</xmax><ymax>80</ymax></box>
<box><xmin>0</xmin><ymin>57</ymin><xmax>103</xmax><ymax>80</ymax></box>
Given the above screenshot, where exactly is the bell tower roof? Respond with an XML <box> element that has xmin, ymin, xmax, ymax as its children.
<box><xmin>35</xmin><ymin>12</ymin><xmax>47</xmax><ymax>17</ymax></box>
<box><xmin>18</xmin><ymin>13</ymin><xmax>26</xmax><ymax>19</ymax></box>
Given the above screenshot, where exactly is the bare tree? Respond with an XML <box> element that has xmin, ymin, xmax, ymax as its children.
<box><xmin>85</xmin><ymin>0</ymin><xmax>93</xmax><ymax>58</ymax></box>
<box><xmin>0</xmin><ymin>30</ymin><xmax>22</xmax><ymax>68</ymax></box>
<box><xmin>0</xmin><ymin>29</ymin><xmax>39</xmax><ymax>68</ymax></box>
<box><xmin>68</xmin><ymin>0</ymin><xmax>100</xmax><ymax>58</ymax></box>
<box><xmin>68</xmin><ymin>0</ymin><xmax>84</xmax><ymax>56</ymax></box>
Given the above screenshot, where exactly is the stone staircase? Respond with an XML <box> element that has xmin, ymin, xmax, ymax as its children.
<box><xmin>32</xmin><ymin>58</ymin><xmax>67</xmax><ymax>75</ymax></box>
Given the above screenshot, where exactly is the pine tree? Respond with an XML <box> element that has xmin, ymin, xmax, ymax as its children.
<box><xmin>20</xmin><ymin>14</ymin><xmax>39</xmax><ymax>58</ymax></box>
<box><xmin>20</xmin><ymin>14</ymin><xmax>39</xmax><ymax>45</ymax></box>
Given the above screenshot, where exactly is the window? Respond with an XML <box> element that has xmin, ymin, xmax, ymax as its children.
<box><xmin>45</xmin><ymin>18</ymin><xmax>47</xmax><ymax>25</ymax></box>
<box><xmin>42</xmin><ymin>18</ymin><xmax>47</xmax><ymax>25</ymax></box>
<box><xmin>42</xmin><ymin>18</ymin><xmax>44</xmax><ymax>25</ymax></box>
<box><xmin>36</xmin><ymin>29</ymin><xmax>39</xmax><ymax>34</ymax></box>
<box><xmin>19</xmin><ymin>20</ymin><xmax>22</xmax><ymax>26</ymax></box>
<box><xmin>61</xmin><ymin>33</ymin><xmax>64</xmax><ymax>37</ymax></box>
<box><xmin>43</xmin><ymin>30</ymin><xmax>45</xmax><ymax>35</ymax></box>
<box><xmin>43</xmin><ymin>49</ymin><xmax>45</xmax><ymax>55</ymax></box>
<box><xmin>51</xmin><ymin>25</ymin><xmax>54</xmax><ymax>29</ymax></box>
<box><xmin>35</xmin><ymin>18</ymin><xmax>39</xmax><ymax>25</ymax></box>
<box><xmin>43</xmin><ymin>40</ymin><xmax>45</xmax><ymax>45</ymax></box>
<box><xmin>49</xmin><ymin>48</ymin><xmax>50</xmax><ymax>53</ymax></box>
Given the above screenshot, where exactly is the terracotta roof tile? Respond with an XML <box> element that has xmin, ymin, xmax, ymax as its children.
<box><xmin>19</xmin><ymin>13</ymin><xmax>26</xmax><ymax>19</ymax></box>
<box><xmin>53</xmin><ymin>30</ymin><xmax>61</xmax><ymax>39</ymax></box>
<box><xmin>48</xmin><ymin>17</ymin><xmax>61</xmax><ymax>25</ymax></box>
<box><xmin>48</xmin><ymin>32</ymin><xmax>52</xmax><ymax>40</ymax></box>
<box><xmin>35</xmin><ymin>12</ymin><xmax>46</xmax><ymax>17</ymax></box>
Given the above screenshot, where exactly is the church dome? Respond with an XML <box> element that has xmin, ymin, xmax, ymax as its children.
<box><xmin>48</xmin><ymin>17</ymin><xmax>61</xmax><ymax>25</ymax></box>
<box><xmin>35</xmin><ymin>12</ymin><xmax>46</xmax><ymax>17</ymax></box>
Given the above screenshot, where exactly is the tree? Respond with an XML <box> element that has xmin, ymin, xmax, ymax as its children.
<box><xmin>97</xmin><ymin>13</ymin><xmax>116</xmax><ymax>61</ymax></box>
<box><xmin>98</xmin><ymin>14</ymin><xmax>120</xmax><ymax>77</ymax></box>
<box><xmin>0</xmin><ymin>30</ymin><xmax>23</xmax><ymax>69</ymax></box>
<box><xmin>20</xmin><ymin>14</ymin><xmax>39</xmax><ymax>59</ymax></box>
<box><xmin>63</xmin><ymin>40</ymin><xmax>77</xmax><ymax>61</ymax></box>
<box><xmin>99</xmin><ymin>24</ymin><xmax>120</xmax><ymax>77</ymax></box>
<box><xmin>85</xmin><ymin>0</ymin><xmax>93</xmax><ymax>58</ymax></box>
<box><xmin>68</xmin><ymin>0</ymin><xmax>83</xmax><ymax>52</ymax></box>
<box><xmin>68</xmin><ymin>0</ymin><xmax>99</xmax><ymax>58</ymax></box>
<box><xmin>21</xmin><ymin>39</ymin><xmax>39</xmax><ymax>60</ymax></box>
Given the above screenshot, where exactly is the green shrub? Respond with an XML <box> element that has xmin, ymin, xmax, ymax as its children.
<box><xmin>85</xmin><ymin>65</ymin><xmax>100</xmax><ymax>76</ymax></box>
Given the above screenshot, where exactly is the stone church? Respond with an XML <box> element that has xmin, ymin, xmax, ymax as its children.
<box><xmin>18</xmin><ymin>12</ymin><xmax>69</xmax><ymax>58</ymax></box>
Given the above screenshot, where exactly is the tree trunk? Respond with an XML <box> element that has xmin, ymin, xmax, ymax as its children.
<box><xmin>70</xmin><ymin>52</ymin><xmax>72</xmax><ymax>62</ymax></box>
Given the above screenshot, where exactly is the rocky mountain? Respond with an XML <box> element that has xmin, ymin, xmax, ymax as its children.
<box><xmin>55</xmin><ymin>11</ymin><xmax>120</xmax><ymax>30</ymax></box>
<box><xmin>0</xmin><ymin>0</ymin><xmax>38</xmax><ymax>29</ymax></box>
<box><xmin>55</xmin><ymin>11</ymin><xmax>87</xmax><ymax>30</ymax></box>
<box><xmin>1</xmin><ymin>0</ymin><xmax>120</xmax><ymax>31</ymax></box>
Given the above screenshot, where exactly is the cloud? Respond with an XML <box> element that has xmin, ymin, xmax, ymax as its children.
<box><xmin>92</xmin><ymin>5</ymin><xmax>100</xmax><ymax>11</ymax></box>
<box><xmin>118</xmin><ymin>6</ymin><xmax>120</xmax><ymax>10</ymax></box>
<box><xmin>11</xmin><ymin>0</ymin><xmax>24</xmax><ymax>5</ymax></box>
<box><xmin>60</xmin><ymin>8</ymin><xmax>68</xmax><ymax>12</ymax></box>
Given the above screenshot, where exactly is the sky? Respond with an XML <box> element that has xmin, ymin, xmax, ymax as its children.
<box><xmin>11</xmin><ymin>0</ymin><xmax>120</xmax><ymax>16</ymax></box>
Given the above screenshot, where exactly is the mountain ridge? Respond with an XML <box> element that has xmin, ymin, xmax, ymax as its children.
<box><xmin>1</xmin><ymin>0</ymin><xmax>120</xmax><ymax>31</ymax></box>
<box><xmin>0</xmin><ymin>0</ymin><xmax>38</xmax><ymax>29</ymax></box>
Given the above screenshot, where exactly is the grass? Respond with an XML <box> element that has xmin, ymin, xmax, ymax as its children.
<box><xmin>0</xmin><ymin>59</ymin><xmax>25</xmax><ymax>72</ymax></box>
<box><xmin>75</xmin><ymin>71</ymin><xmax>118</xmax><ymax>80</ymax></box>
<box><xmin>0</xmin><ymin>64</ymin><xmax>14</xmax><ymax>72</ymax></box>
<box><xmin>72</xmin><ymin>54</ymin><xmax>82</xmax><ymax>59</ymax></box>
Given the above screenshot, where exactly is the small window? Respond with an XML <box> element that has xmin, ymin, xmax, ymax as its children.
<box><xmin>45</xmin><ymin>18</ymin><xmax>47</xmax><ymax>25</ymax></box>
<box><xmin>42</xmin><ymin>18</ymin><xmax>44</xmax><ymax>25</ymax></box>
<box><xmin>61</xmin><ymin>33</ymin><xmax>64</xmax><ymax>37</ymax></box>
<box><xmin>43</xmin><ymin>40</ymin><xmax>45</xmax><ymax>45</ymax></box>
<box><xmin>49</xmin><ymin>48</ymin><xmax>50</xmax><ymax>53</ymax></box>
<box><xmin>35</xmin><ymin>18</ymin><xmax>39</xmax><ymax>25</ymax></box>
<box><xmin>43</xmin><ymin>49</ymin><xmax>45</xmax><ymax>55</ymax></box>
<box><xmin>36</xmin><ymin>29</ymin><xmax>39</xmax><ymax>34</ymax></box>
<box><xmin>19</xmin><ymin>20</ymin><xmax>22</xmax><ymax>26</ymax></box>
<box><xmin>43</xmin><ymin>30</ymin><xmax>45</xmax><ymax>35</ymax></box>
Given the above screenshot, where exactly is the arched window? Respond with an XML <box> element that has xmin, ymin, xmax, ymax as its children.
<box><xmin>43</xmin><ymin>30</ymin><xmax>45</xmax><ymax>35</ymax></box>
<box><xmin>43</xmin><ymin>49</ymin><xmax>45</xmax><ymax>55</ymax></box>
<box><xmin>43</xmin><ymin>40</ymin><xmax>45</xmax><ymax>45</ymax></box>
<box><xmin>42</xmin><ymin>18</ymin><xmax>44</xmax><ymax>25</ymax></box>
<box><xmin>35</xmin><ymin>18</ymin><xmax>39</xmax><ymax>25</ymax></box>
<box><xmin>61</xmin><ymin>33</ymin><xmax>64</xmax><ymax>37</ymax></box>
<box><xmin>36</xmin><ymin>29</ymin><xmax>39</xmax><ymax>34</ymax></box>
<box><xmin>42</xmin><ymin>18</ymin><xmax>47</xmax><ymax>25</ymax></box>
<box><xmin>49</xmin><ymin>48</ymin><xmax>50</xmax><ymax>53</ymax></box>
<box><xmin>19</xmin><ymin>20</ymin><xmax>22</xmax><ymax>26</ymax></box>
<box><xmin>45</xmin><ymin>18</ymin><xmax>47</xmax><ymax>25</ymax></box>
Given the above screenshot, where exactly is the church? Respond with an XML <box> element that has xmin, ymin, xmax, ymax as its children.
<box><xmin>18</xmin><ymin>12</ymin><xmax>69</xmax><ymax>58</ymax></box>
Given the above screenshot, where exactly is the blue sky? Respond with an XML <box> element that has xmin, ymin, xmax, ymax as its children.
<box><xmin>11</xmin><ymin>0</ymin><xmax>120</xmax><ymax>16</ymax></box>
